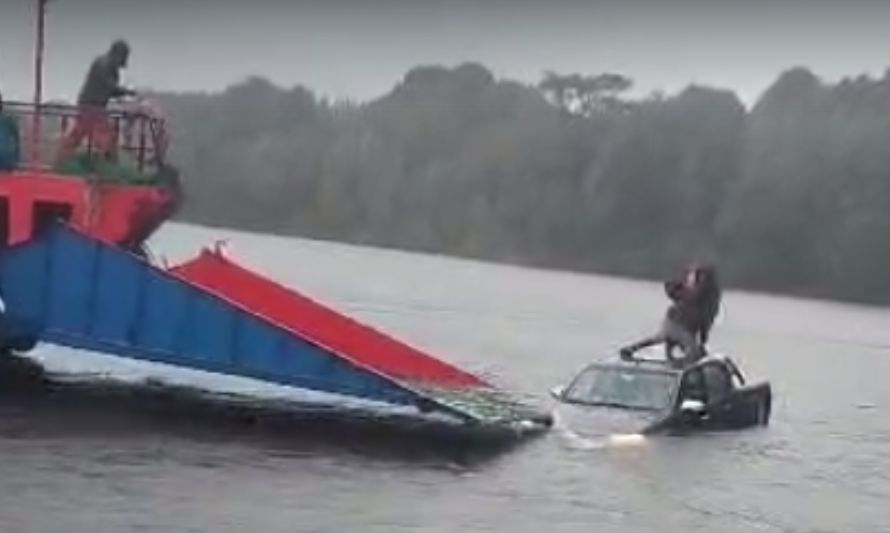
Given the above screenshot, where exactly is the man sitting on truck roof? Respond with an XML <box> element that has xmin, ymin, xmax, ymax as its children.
<box><xmin>620</xmin><ymin>263</ymin><xmax>720</xmax><ymax>367</ymax></box>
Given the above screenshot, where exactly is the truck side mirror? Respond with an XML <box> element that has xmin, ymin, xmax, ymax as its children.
<box><xmin>680</xmin><ymin>399</ymin><xmax>705</xmax><ymax>413</ymax></box>
<box><xmin>550</xmin><ymin>386</ymin><xmax>566</xmax><ymax>400</ymax></box>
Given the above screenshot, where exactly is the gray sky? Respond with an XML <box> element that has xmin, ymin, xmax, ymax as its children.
<box><xmin>2</xmin><ymin>0</ymin><xmax>889</xmax><ymax>106</ymax></box>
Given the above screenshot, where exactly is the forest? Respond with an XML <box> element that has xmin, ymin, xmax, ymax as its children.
<box><xmin>150</xmin><ymin>63</ymin><xmax>890</xmax><ymax>304</ymax></box>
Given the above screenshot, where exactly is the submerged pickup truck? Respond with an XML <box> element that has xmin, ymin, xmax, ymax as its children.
<box><xmin>551</xmin><ymin>355</ymin><xmax>772</xmax><ymax>436</ymax></box>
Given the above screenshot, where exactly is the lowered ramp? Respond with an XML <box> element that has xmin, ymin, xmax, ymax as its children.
<box><xmin>0</xmin><ymin>225</ymin><xmax>550</xmax><ymax>430</ymax></box>
<box><xmin>169</xmin><ymin>247</ymin><xmax>486</xmax><ymax>388</ymax></box>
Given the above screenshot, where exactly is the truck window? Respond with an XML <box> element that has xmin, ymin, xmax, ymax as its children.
<box><xmin>679</xmin><ymin>368</ymin><xmax>706</xmax><ymax>403</ymax></box>
<box><xmin>702</xmin><ymin>362</ymin><xmax>732</xmax><ymax>402</ymax></box>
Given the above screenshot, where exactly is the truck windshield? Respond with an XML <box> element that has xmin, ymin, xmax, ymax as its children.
<box><xmin>564</xmin><ymin>365</ymin><xmax>678</xmax><ymax>411</ymax></box>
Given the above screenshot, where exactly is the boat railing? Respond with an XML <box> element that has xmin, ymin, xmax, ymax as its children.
<box><xmin>4</xmin><ymin>100</ymin><xmax>169</xmax><ymax>178</ymax></box>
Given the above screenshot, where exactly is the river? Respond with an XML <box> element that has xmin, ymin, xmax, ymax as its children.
<box><xmin>1</xmin><ymin>223</ymin><xmax>888</xmax><ymax>532</ymax></box>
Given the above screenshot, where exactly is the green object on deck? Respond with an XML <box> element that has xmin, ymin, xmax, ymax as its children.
<box><xmin>53</xmin><ymin>152</ymin><xmax>158</xmax><ymax>185</ymax></box>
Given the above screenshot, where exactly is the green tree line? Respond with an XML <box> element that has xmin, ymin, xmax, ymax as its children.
<box><xmin>150</xmin><ymin>63</ymin><xmax>890</xmax><ymax>304</ymax></box>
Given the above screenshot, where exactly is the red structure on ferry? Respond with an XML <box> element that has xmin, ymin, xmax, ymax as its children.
<box><xmin>0</xmin><ymin>102</ymin><xmax>179</xmax><ymax>250</ymax></box>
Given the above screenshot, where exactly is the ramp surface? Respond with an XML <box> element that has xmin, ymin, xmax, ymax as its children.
<box><xmin>170</xmin><ymin>249</ymin><xmax>486</xmax><ymax>388</ymax></box>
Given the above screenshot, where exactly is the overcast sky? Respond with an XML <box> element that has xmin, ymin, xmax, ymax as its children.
<box><xmin>2</xmin><ymin>0</ymin><xmax>889</xmax><ymax>106</ymax></box>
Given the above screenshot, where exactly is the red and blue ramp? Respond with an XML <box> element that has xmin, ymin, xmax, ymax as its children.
<box><xmin>0</xmin><ymin>224</ymin><xmax>550</xmax><ymax>430</ymax></box>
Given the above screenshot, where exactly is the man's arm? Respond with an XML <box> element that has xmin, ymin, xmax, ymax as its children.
<box><xmin>97</xmin><ymin>60</ymin><xmax>135</xmax><ymax>99</ymax></box>
<box><xmin>664</xmin><ymin>279</ymin><xmax>684</xmax><ymax>301</ymax></box>
<box><xmin>110</xmin><ymin>84</ymin><xmax>136</xmax><ymax>99</ymax></box>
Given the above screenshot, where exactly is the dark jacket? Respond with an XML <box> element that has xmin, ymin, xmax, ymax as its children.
<box><xmin>77</xmin><ymin>55</ymin><xmax>130</xmax><ymax>107</ymax></box>
<box><xmin>664</xmin><ymin>280</ymin><xmax>699</xmax><ymax>331</ymax></box>
<box><xmin>692</xmin><ymin>269</ymin><xmax>722</xmax><ymax>343</ymax></box>
<box><xmin>665</xmin><ymin>269</ymin><xmax>722</xmax><ymax>343</ymax></box>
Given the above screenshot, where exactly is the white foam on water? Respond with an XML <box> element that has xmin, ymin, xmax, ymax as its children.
<box><xmin>552</xmin><ymin>411</ymin><xmax>647</xmax><ymax>451</ymax></box>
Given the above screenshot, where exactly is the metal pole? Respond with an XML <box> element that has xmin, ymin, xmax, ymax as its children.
<box><xmin>31</xmin><ymin>0</ymin><xmax>48</xmax><ymax>167</ymax></box>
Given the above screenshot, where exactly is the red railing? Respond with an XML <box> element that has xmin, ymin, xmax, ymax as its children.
<box><xmin>5</xmin><ymin>100</ymin><xmax>169</xmax><ymax>175</ymax></box>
